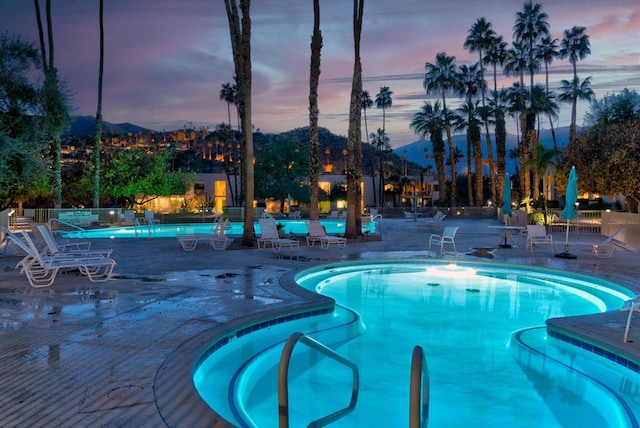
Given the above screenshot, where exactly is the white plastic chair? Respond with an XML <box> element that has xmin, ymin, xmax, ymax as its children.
<box><xmin>428</xmin><ymin>226</ymin><xmax>458</xmax><ymax>257</ymax></box>
<box><xmin>526</xmin><ymin>225</ymin><xmax>554</xmax><ymax>253</ymax></box>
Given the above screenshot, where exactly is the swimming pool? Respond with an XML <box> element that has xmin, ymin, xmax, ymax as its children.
<box><xmin>193</xmin><ymin>260</ymin><xmax>640</xmax><ymax>427</ymax></box>
<box><xmin>58</xmin><ymin>219</ymin><xmax>366</xmax><ymax>239</ymax></box>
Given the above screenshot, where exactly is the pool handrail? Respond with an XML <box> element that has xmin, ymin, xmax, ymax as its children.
<box><xmin>409</xmin><ymin>345</ymin><xmax>430</xmax><ymax>428</ymax></box>
<box><xmin>278</xmin><ymin>331</ymin><xmax>359</xmax><ymax>428</ymax></box>
<box><xmin>48</xmin><ymin>218</ymin><xmax>86</xmax><ymax>236</ymax></box>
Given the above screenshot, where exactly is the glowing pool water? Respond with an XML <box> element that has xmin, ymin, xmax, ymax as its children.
<box><xmin>58</xmin><ymin>219</ymin><xmax>364</xmax><ymax>239</ymax></box>
<box><xmin>193</xmin><ymin>260</ymin><xmax>640</xmax><ymax>427</ymax></box>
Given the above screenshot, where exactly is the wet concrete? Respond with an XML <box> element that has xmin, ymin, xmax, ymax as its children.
<box><xmin>1</xmin><ymin>218</ymin><xmax>640</xmax><ymax>427</ymax></box>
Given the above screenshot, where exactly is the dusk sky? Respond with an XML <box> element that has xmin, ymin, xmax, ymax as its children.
<box><xmin>1</xmin><ymin>0</ymin><xmax>638</xmax><ymax>148</ymax></box>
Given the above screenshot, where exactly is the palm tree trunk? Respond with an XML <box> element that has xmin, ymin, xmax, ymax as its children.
<box><xmin>93</xmin><ymin>0</ymin><xmax>104</xmax><ymax>208</ymax></box>
<box><xmin>308</xmin><ymin>0</ymin><xmax>322</xmax><ymax>221</ymax></box>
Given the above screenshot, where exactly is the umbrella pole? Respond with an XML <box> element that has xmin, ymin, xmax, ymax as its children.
<box><xmin>556</xmin><ymin>220</ymin><xmax>577</xmax><ymax>259</ymax></box>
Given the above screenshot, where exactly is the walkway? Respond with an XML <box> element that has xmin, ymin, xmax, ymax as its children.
<box><xmin>1</xmin><ymin>218</ymin><xmax>639</xmax><ymax>427</ymax></box>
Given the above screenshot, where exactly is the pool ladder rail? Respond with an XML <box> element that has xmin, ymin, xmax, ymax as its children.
<box><xmin>278</xmin><ymin>332</ymin><xmax>359</xmax><ymax>428</ymax></box>
<box><xmin>277</xmin><ymin>332</ymin><xmax>430</xmax><ymax>427</ymax></box>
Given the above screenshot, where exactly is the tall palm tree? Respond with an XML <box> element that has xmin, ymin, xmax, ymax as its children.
<box><xmin>219</xmin><ymin>82</ymin><xmax>236</xmax><ymax>128</ymax></box>
<box><xmin>484</xmin><ymin>34</ymin><xmax>508</xmax><ymax>93</ymax></box>
<box><xmin>488</xmin><ymin>89</ymin><xmax>509</xmax><ymax>205</ymax></box>
<box><xmin>558</xmin><ymin>76</ymin><xmax>595</xmax><ymax>145</ymax></box>
<box><xmin>361</xmin><ymin>90</ymin><xmax>376</xmax><ymax>205</ymax></box>
<box><xmin>410</xmin><ymin>101</ymin><xmax>446</xmax><ymax>204</ymax></box>
<box><xmin>224</xmin><ymin>0</ymin><xmax>255</xmax><ymax>246</ymax></box>
<box><xmin>559</xmin><ymin>25</ymin><xmax>591</xmax><ymax>144</ymax></box>
<box><xmin>513</xmin><ymin>1</ymin><xmax>549</xmax><ymax>91</ymax></box>
<box><xmin>455</xmin><ymin>101</ymin><xmax>483</xmax><ymax>206</ymax></box>
<box><xmin>344</xmin><ymin>0</ymin><xmax>365</xmax><ymax>238</ymax></box>
<box><xmin>535</xmin><ymin>35</ymin><xmax>560</xmax><ymax>157</ymax></box>
<box><xmin>464</xmin><ymin>19</ymin><xmax>497</xmax><ymax>204</ymax></box>
<box><xmin>308</xmin><ymin>0</ymin><xmax>322</xmax><ymax>221</ymax></box>
<box><xmin>424</xmin><ymin>52</ymin><xmax>459</xmax><ymax>206</ymax></box>
<box><xmin>375</xmin><ymin>86</ymin><xmax>393</xmax><ymax>133</ymax></box>
<box><xmin>362</xmin><ymin>90</ymin><xmax>373</xmax><ymax>144</ymax></box>
<box><xmin>370</xmin><ymin>128</ymin><xmax>390</xmax><ymax>207</ymax></box>
<box><xmin>93</xmin><ymin>0</ymin><xmax>104</xmax><ymax>208</ymax></box>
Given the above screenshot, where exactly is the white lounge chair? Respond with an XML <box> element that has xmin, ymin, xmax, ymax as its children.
<box><xmin>176</xmin><ymin>218</ymin><xmax>230</xmax><ymax>251</ymax></box>
<box><xmin>417</xmin><ymin>211</ymin><xmax>446</xmax><ymax>231</ymax></box>
<box><xmin>428</xmin><ymin>226</ymin><xmax>458</xmax><ymax>257</ymax></box>
<box><xmin>526</xmin><ymin>225</ymin><xmax>554</xmax><ymax>253</ymax></box>
<box><xmin>592</xmin><ymin>227</ymin><xmax>626</xmax><ymax>258</ymax></box>
<box><xmin>35</xmin><ymin>225</ymin><xmax>111</xmax><ymax>258</ymax></box>
<box><xmin>120</xmin><ymin>209</ymin><xmax>136</xmax><ymax>225</ymax></box>
<box><xmin>256</xmin><ymin>218</ymin><xmax>299</xmax><ymax>253</ymax></box>
<box><xmin>327</xmin><ymin>211</ymin><xmax>340</xmax><ymax>219</ymax></box>
<box><xmin>4</xmin><ymin>230</ymin><xmax>116</xmax><ymax>288</ymax></box>
<box><xmin>305</xmin><ymin>220</ymin><xmax>347</xmax><ymax>249</ymax></box>
<box><xmin>144</xmin><ymin>210</ymin><xmax>160</xmax><ymax>225</ymax></box>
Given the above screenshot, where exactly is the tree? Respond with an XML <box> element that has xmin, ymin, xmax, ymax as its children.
<box><xmin>254</xmin><ymin>138</ymin><xmax>309</xmax><ymax>208</ymax></box>
<box><xmin>93</xmin><ymin>0</ymin><xmax>104</xmax><ymax>208</ymax></box>
<box><xmin>559</xmin><ymin>25</ymin><xmax>591</xmax><ymax>144</ymax></box>
<box><xmin>558</xmin><ymin>76</ymin><xmax>594</xmax><ymax>145</ymax></box>
<box><xmin>410</xmin><ymin>101</ymin><xmax>446</xmax><ymax>205</ymax></box>
<box><xmin>370</xmin><ymin>128</ymin><xmax>391</xmax><ymax>207</ymax></box>
<box><xmin>484</xmin><ymin>34</ymin><xmax>507</xmax><ymax>93</ymax></box>
<box><xmin>101</xmin><ymin>149</ymin><xmax>194</xmax><ymax>208</ymax></box>
<box><xmin>219</xmin><ymin>82</ymin><xmax>236</xmax><ymax>128</ymax></box>
<box><xmin>424</xmin><ymin>52</ymin><xmax>459</xmax><ymax>206</ymax></box>
<box><xmin>488</xmin><ymin>89</ymin><xmax>509</xmax><ymax>205</ymax></box>
<box><xmin>455</xmin><ymin>101</ymin><xmax>483</xmax><ymax>206</ymax></box>
<box><xmin>34</xmin><ymin>0</ymin><xmax>71</xmax><ymax>209</ymax></box>
<box><xmin>308</xmin><ymin>0</ymin><xmax>322</xmax><ymax>221</ymax></box>
<box><xmin>361</xmin><ymin>90</ymin><xmax>376</xmax><ymax>205</ymax></box>
<box><xmin>0</xmin><ymin>33</ymin><xmax>51</xmax><ymax>210</ymax></box>
<box><xmin>344</xmin><ymin>0</ymin><xmax>365</xmax><ymax>239</ymax></box>
<box><xmin>375</xmin><ymin>86</ymin><xmax>393</xmax><ymax>133</ymax></box>
<box><xmin>513</xmin><ymin>1</ymin><xmax>549</xmax><ymax>91</ymax></box>
<box><xmin>224</xmin><ymin>0</ymin><xmax>255</xmax><ymax>246</ymax></box>
<box><xmin>456</xmin><ymin>63</ymin><xmax>482</xmax><ymax>205</ymax></box>
<box><xmin>535</xmin><ymin>35</ymin><xmax>560</xmax><ymax>159</ymax></box>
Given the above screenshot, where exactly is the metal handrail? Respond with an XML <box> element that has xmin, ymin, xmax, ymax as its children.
<box><xmin>48</xmin><ymin>218</ymin><xmax>87</xmax><ymax>235</ymax></box>
<box><xmin>409</xmin><ymin>345</ymin><xmax>430</xmax><ymax>428</ymax></box>
<box><xmin>278</xmin><ymin>331</ymin><xmax>359</xmax><ymax>428</ymax></box>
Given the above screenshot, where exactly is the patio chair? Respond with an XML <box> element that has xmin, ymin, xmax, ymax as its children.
<box><xmin>404</xmin><ymin>211</ymin><xmax>418</xmax><ymax>221</ymax></box>
<box><xmin>120</xmin><ymin>210</ymin><xmax>136</xmax><ymax>225</ymax></box>
<box><xmin>256</xmin><ymin>218</ymin><xmax>299</xmax><ymax>253</ymax></box>
<box><xmin>327</xmin><ymin>211</ymin><xmax>340</xmax><ymax>219</ymax></box>
<box><xmin>144</xmin><ymin>210</ymin><xmax>160</xmax><ymax>226</ymax></box>
<box><xmin>35</xmin><ymin>224</ymin><xmax>110</xmax><ymax>258</ymax></box>
<box><xmin>176</xmin><ymin>217</ymin><xmax>230</xmax><ymax>251</ymax></box>
<box><xmin>592</xmin><ymin>227</ymin><xmax>626</xmax><ymax>258</ymax></box>
<box><xmin>4</xmin><ymin>230</ymin><xmax>116</xmax><ymax>288</ymax></box>
<box><xmin>525</xmin><ymin>225</ymin><xmax>554</xmax><ymax>253</ymax></box>
<box><xmin>305</xmin><ymin>220</ymin><xmax>347</xmax><ymax>249</ymax></box>
<box><xmin>428</xmin><ymin>226</ymin><xmax>458</xmax><ymax>257</ymax></box>
<box><xmin>417</xmin><ymin>211</ymin><xmax>445</xmax><ymax>231</ymax></box>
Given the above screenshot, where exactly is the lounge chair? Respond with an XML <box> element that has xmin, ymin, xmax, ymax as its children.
<box><xmin>4</xmin><ymin>230</ymin><xmax>116</xmax><ymax>288</ymax></box>
<box><xmin>120</xmin><ymin>210</ymin><xmax>136</xmax><ymax>225</ymax></box>
<box><xmin>256</xmin><ymin>218</ymin><xmax>299</xmax><ymax>253</ymax></box>
<box><xmin>525</xmin><ymin>225</ymin><xmax>554</xmax><ymax>253</ymax></box>
<box><xmin>417</xmin><ymin>211</ymin><xmax>446</xmax><ymax>231</ymax></box>
<box><xmin>327</xmin><ymin>211</ymin><xmax>340</xmax><ymax>219</ymax></box>
<box><xmin>144</xmin><ymin>210</ymin><xmax>160</xmax><ymax>225</ymax></box>
<box><xmin>35</xmin><ymin>224</ymin><xmax>110</xmax><ymax>258</ymax></box>
<box><xmin>176</xmin><ymin>218</ymin><xmax>230</xmax><ymax>251</ymax></box>
<box><xmin>428</xmin><ymin>226</ymin><xmax>458</xmax><ymax>257</ymax></box>
<box><xmin>592</xmin><ymin>227</ymin><xmax>626</xmax><ymax>258</ymax></box>
<box><xmin>404</xmin><ymin>211</ymin><xmax>418</xmax><ymax>221</ymax></box>
<box><xmin>305</xmin><ymin>220</ymin><xmax>347</xmax><ymax>249</ymax></box>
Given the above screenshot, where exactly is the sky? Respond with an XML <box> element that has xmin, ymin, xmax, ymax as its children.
<box><xmin>1</xmin><ymin>0</ymin><xmax>638</xmax><ymax>148</ymax></box>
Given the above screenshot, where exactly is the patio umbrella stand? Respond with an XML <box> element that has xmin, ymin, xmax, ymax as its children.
<box><xmin>556</xmin><ymin>166</ymin><xmax>578</xmax><ymax>259</ymax></box>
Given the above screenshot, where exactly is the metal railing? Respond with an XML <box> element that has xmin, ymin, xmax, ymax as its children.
<box><xmin>278</xmin><ymin>332</ymin><xmax>359</xmax><ymax>428</ymax></box>
<box><xmin>409</xmin><ymin>345</ymin><xmax>430</xmax><ymax>428</ymax></box>
<box><xmin>48</xmin><ymin>218</ymin><xmax>87</xmax><ymax>235</ymax></box>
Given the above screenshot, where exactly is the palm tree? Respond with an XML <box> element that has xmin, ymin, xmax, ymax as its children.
<box><xmin>375</xmin><ymin>86</ymin><xmax>393</xmax><ymax>133</ymax></box>
<box><xmin>308</xmin><ymin>0</ymin><xmax>322</xmax><ymax>221</ymax></box>
<box><xmin>559</xmin><ymin>25</ymin><xmax>591</xmax><ymax>144</ymax></box>
<box><xmin>371</xmin><ymin>128</ymin><xmax>391</xmax><ymax>207</ymax></box>
<box><xmin>224</xmin><ymin>0</ymin><xmax>255</xmax><ymax>246</ymax></box>
<box><xmin>344</xmin><ymin>0</ymin><xmax>365</xmax><ymax>238</ymax></box>
<box><xmin>93</xmin><ymin>0</ymin><xmax>104</xmax><ymax>208</ymax></box>
<box><xmin>219</xmin><ymin>82</ymin><xmax>236</xmax><ymax>128</ymax></box>
<box><xmin>424</xmin><ymin>52</ymin><xmax>459</xmax><ymax>206</ymax></box>
<box><xmin>484</xmin><ymin>34</ymin><xmax>508</xmax><ymax>93</ymax></box>
<box><xmin>488</xmin><ymin>89</ymin><xmax>509</xmax><ymax>205</ymax></box>
<box><xmin>410</xmin><ymin>101</ymin><xmax>446</xmax><ymax>204</ymax></box>
<box><xmin>558</xmin><ymin>76</ymin><xmax>595</xmax><ymax>144</ymax></box>
<box><xmin>362</xmin><ymin>90</ymin><xmax>374</xmax><ymax>144</ymax></box>
<box><xmin>535</xmin><ymin>35</ymin><xmax>560</xmax><ymax>156</ymax></box>
<box><xmin>455</xmin><ymin>101</ymin><xmax>483</xmax><ymax>206</ymax></box>
<box><xmin>513</xmin><ymin>1</ymin><xmax>549</xmax><ymax>91</ymax></box>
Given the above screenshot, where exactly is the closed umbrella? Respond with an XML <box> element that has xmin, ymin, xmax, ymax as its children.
<box><xmin>502</xmin><ymin>173</ymin><xmax>513</xmax><ymax>226</ymax></box>
<box><xmin>556</xmin><ymin>166</ymin><xmax>578</xmax><ymax>259</ymax></box>
<box><xmin>287</xmin><ymin>193</ymin><xmax>292</xmax><ymax>214</ymax></box>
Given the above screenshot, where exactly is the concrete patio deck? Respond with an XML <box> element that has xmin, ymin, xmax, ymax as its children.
<box><xmin>1</xmin><ymin>217</ymin><xmax>639</xmax><ymax>427</ymax></box>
